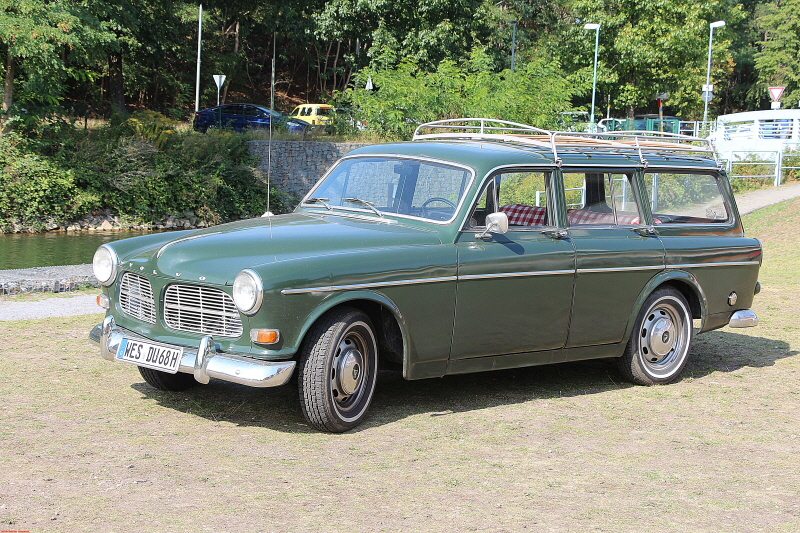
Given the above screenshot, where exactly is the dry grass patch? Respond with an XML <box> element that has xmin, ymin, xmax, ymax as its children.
<box><xmin>1</xmin><ymin>201</ymin><xmax>799</xmax><ymax>532</ymax></box>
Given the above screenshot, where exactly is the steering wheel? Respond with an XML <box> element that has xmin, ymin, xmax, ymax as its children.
<box><xmin>420</xmin><ymin>197</ymin><xmax>457</xmax><ymax>219</ymax></box>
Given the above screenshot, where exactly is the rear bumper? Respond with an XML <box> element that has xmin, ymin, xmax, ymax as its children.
<box><xmin>728</xmin><ymin>309</ymin><xmax>758</xmax><ymax>328</ymax></box>
<box><xmin>89</xmin><ymin>316</ymin><xmax>295</xmax><ymax>388</ymax></box>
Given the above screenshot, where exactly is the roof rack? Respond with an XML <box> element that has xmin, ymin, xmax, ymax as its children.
<box><xmin>412</xmin><ymin>118</ymin><xmax>719</xmax><ymax>167</ymax></box>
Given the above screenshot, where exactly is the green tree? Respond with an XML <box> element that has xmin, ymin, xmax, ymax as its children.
<box><xmin>755</xmin><ymin>0</ymin><xmax>800</xmax><ymax>108</ymax></box>
<box><xmin>344</xmin><ymin>50</ymin><xmax>577</xmax><ymax>139</ymax></box>
<box><xmin>0</xmin><ymin>0</ymin><xmax>111</xmax><ymax>131</ymax></box>
<box><xmin>560</xmin><ymin>0</ymin><xmax>744</xmax><ymax>119</ymax></box>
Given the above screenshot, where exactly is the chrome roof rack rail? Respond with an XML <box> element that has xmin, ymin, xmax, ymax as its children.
<box><xmin>413</xmin><ymin>119</ymin><xmax>718</xmax><ymax>164</ymax></box>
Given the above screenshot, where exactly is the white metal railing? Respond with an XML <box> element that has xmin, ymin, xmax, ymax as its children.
<box><xmin>724</xmin><ymin>145</ymin><xmax>800</xmax><ymax>186</ymax></box>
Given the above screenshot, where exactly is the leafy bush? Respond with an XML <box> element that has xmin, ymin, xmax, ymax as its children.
<box><xmin>337</xmin><ymin>50</ymin><xmax>580</xmax><ymax>140</ymax></box>
<box><xmin>0</xmin><ymin>133</ymin><xmax>92</xmax><ymax>228</ymax></box>
<box><xmin>1</xmin><ymin>112</ymin><xmax>293</xmax><ymax>231</ymax></box>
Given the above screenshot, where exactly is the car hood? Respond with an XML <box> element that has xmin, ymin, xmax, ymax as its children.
<box><xmin>117</xmin><ymin>212</ymin><xmax>443</xmax><ymax>285</ymax></box>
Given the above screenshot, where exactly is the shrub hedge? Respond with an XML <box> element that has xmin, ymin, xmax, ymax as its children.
<box><xmin>0</xmin><ymin>112</ymin><xmax>294</xmax><ymax>232</ymax></box>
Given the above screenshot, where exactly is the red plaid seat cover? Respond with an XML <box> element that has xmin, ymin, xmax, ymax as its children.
<box><xmin>500</xmin><ymin>204</ymin><xmax>547</xmax><ymax>226</ymax></box>
<box><xmin>567</xmin><ymin>209</ymin><xmax>640</xmax><ymax>225</ymax></box>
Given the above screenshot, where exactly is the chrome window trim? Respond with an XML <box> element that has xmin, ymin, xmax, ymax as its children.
<box><xmin>299</xmin><ymin>154</ymin><xmax>476</xmax><ymax>226</ymax></box>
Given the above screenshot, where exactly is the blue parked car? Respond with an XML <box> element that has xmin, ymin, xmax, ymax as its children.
<box><xmin>193</xmin><ymin>104</ymin><xmax>308</xmax><ymax>134</ymax></box>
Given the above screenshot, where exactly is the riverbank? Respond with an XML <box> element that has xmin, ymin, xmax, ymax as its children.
<box><xmin>3</xmin><ymin>209</ymin><xmax>213</xmax><ymax>234</ymax></box>
<box><xmin>0</xmin><ymin>264</ymin><xmax>96</xmax><ymax>295</ymax></box>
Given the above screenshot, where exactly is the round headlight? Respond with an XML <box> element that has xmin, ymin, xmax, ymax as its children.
<box><xmin>92</xmin><ymin>245</ymin><xmax>118</xmax><ymax>286</ymax></box>
<box><xmin>232</xmin><ymin>269</ymin><xmax>263</xmax><ymax>315</ymax></box>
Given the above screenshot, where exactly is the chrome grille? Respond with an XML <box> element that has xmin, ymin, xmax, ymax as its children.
<box><xmin>119</xmin><ymin>272</ymin><xmax>156</xmax><ymax>324</ymax></box>
<box><xmin>163</xmin><ymin>284</ymin><xmax>243</xmax><ymax>337</ymax></box>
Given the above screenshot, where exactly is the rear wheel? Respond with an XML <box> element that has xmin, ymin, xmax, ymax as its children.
<box><xmin>298</xmin><ymin>307</ymin><xmax>378</xmax><ymax>432</ymax></box>
<box><xmin>618</xmin><ymin>287</ymin><xmax>692</xmax><ymax>385</ymax></box>
<box><xmin>138</xmin><ymin>366</ymin><xmax>197</xmax><ymax>391</ymax></box>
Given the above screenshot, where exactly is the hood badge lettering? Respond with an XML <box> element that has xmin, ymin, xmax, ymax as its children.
<box><xmin>199</xmin><ymin>276</ymin><xmax>206</xmax><ymax>281</ymax></box>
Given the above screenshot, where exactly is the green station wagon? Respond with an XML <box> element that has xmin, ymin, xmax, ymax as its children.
<box><xmin>89</xmin><ymin>118</ymin><xmax>761</xmax><ymax>432</ymax></box>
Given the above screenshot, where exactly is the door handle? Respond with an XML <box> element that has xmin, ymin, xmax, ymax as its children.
<box><xmin>632</xmin><ymin>226</ymin><xmax>658</xmax><ymax>237</ymax></box>
<box><xmin>540</xmin><ymin>229</ymin><xmax>569</xmax><ymax>240</ymax></box>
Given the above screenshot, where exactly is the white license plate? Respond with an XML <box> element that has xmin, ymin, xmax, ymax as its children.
<box><xmin>116</xmin><ymin>337</ymin><xmax>183</xmax><ymax>374</ymax></box>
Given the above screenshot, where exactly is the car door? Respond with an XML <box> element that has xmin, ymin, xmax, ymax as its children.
<box><xmin>451</xmin><ymin>170</ymin><xmax>575</xmax><ymax>362</ymax></box>
<box><xmin>218</xmin><ymin>104</ymin><xmax>244</xmax><ymax>130</ymax></box>
<box><xmin>562</xmin><ymin>170</ymin><xmax>665</xmax><ymax>352</ymax></box>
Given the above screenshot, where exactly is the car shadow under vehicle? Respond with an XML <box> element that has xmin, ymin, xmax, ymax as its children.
<box><xmin>130</xmin><ymin>330</ymin><xmax>793</xmax><ymax>434</ymax></box>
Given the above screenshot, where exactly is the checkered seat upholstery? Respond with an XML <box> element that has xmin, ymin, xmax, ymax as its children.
<box><xmin>500</xmin><ymin>204</ymin><xmax>547</xmax><ymax>226</ymax></box>
<box><xmin>567</xmin><ymin>209</ymin><xmax>640</xmax><ymax>225</ymax></box>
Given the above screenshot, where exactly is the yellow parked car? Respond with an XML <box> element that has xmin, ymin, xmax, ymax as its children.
<box><xmin>288</xmin><ymin>103</ymin><xmax>333</xmax><ymax>125</ymax></box>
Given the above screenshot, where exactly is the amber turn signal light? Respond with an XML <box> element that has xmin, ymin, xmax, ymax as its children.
<box><xmin>250</xmin><ymin>329</ymin><xmax>280</xmax><ymax>344</ymax></box>
<box><xmin>96</xmin><ymin>294</ymin><xmax>110</xmax><ymax>309</ymax></box>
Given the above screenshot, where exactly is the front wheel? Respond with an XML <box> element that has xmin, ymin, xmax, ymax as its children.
<box><xmin>138</xmin><ymin>366</ymin><xmax>197</xmax><ymax>391</ymax></box>
<box><xmin>298</xmin><ymin>307</ymin><xmax>378</xmax><ymax>432</ymax></box>
<box><xmin>618</xmin><ymin>287</ymin><xmax>693</xmax><ymax>385</ymax></box>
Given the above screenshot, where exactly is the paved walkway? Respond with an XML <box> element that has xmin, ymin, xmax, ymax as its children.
<box><xmin>2</xmin><ymin>183</ymin><xmax>800</xmax><ymax>321</ymax></box>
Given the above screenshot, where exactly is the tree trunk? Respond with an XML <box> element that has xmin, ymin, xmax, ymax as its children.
<box><xmin>108</xmin><ymin>51</ymin><xmax>125</xmax><ymax>115</ymax></box>
<box><xmin>1</xmin><ymin>54</ymin><xmax>15</xmax><ymax>134</ymax></box>
<box><xmin>221</xmin><ymin>20</ymin><xmax>239</xmax><ymax>104</ymax></box>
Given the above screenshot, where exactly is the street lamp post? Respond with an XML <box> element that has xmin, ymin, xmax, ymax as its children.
<box><xmin>702</xmin><ymin>20</ymin><xmax>726</xmax><ymax>124</ymax></box>
<box><xmin>584</xmin><ymin>23</ymin><xmax>600</xmax><ymax>132</ymax></box>
<box><xmin>510</xmin><ymin>20</ymin><xmax>517</xmax><ymax>72</ymax></box>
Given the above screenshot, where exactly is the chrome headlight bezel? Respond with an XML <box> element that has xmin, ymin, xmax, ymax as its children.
<box><xmin>92</xmin><ymin>245</ymin><xmax>119</xmax><ymax>286</ymax></box>
<box><xmin>232</xmin><ymin>269</ymin><xmax>263</xmax><ymax>316</ymax></box>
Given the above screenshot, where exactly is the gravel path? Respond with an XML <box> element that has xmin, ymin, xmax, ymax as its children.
<box><xmin>2</xmin><ymin>183</ymin><xmax>800</xmax><ymax>321</ymax></box>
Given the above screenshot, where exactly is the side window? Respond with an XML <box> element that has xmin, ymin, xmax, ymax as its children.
<box><xmin>644</xmin><ymin>172</ymin><xmax>729</xmax><ymax>224</ymax></box>
<box><xmin>564</xmin><ymin>172</ymin><xmax>642</xmax><ymax>226</ymax></box>
<box><xmin>468</xmin><ymin>172</ymin><xmax>549</xmax><ymax>228</ymax></box>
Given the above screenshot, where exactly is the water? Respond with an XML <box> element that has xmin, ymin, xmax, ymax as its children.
<box><xmin>0</xmin><ymin>231</ymin><xmax>159</xmax><ymax>270</ymax></box>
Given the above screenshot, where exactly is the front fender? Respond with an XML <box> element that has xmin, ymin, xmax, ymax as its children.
<box><xmin>284</xmin><ymin>289</ymin><xmax>415</xmax><ymax>378</ymax></box>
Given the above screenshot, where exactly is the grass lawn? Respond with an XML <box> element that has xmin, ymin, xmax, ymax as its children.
<box><xmin>1</xmin><ymin>199</ymin><xmax>798</xmax><ymax>532</ymax></box>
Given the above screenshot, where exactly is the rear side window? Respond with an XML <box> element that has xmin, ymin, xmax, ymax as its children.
<box><xmin>644</xmin><ymin>172</ymin><xmax>729</xmax><ymax>224</ymax></box>
<box><xmin>563</xmin><ymin>172</ymin><xmax>642</xmax><ymax>226</ymax></box>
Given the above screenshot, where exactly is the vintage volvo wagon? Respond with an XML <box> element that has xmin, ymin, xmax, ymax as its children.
<box><xmin>89</xmin><ymin>118</ymin><xmax>761</xmax><ymax>432</ymax></box>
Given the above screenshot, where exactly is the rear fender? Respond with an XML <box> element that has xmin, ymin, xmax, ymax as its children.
<box><xmin>622</xmin><ymin>270</ymin><xmax>708</xmax><ymax>347</ymax></box>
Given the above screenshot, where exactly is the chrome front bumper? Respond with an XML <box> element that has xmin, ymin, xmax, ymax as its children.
<box><xmin>89</xmin><ymin>316</ymin><xmax>296</xmax><ymax>388</ymax></box>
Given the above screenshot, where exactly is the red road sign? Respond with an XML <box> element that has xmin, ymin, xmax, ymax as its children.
<box><xmin>768</xmin><ymin>86</ymin><xmax>785</xmax><ymax>102</ymax></box>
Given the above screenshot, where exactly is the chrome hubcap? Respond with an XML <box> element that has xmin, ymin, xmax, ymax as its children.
<box><xmin>647</xmin><ymin>314</ymin><xmax>675</xmax><ymax>361</ymax></box>
<box><xmin>640</xmin><ymin>301</ymin><xmax>686</xmax><ymax>367</ymax></box>
<box><xmin>336</xmin><ymin>342</ymin><xmax>363</xmax><ymax>396</ymax></box>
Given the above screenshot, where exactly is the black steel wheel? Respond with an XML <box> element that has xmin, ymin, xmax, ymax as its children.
<box><xmin>298</xmin><ymin>307</ymin><xmax>378</xmax><ymax>433</ymax></box>
<box><xmin>618</xmin><ymin>287</ymin><xmax>693</xmax><ymax>385</ymax></box>
<box><xmin>138</xmin><ymin>366</ymin><xmax>197</xmax><ymax>391</ymax></box>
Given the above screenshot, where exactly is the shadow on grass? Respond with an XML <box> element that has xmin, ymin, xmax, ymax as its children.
<box><xmin>131</xmin><ymin>329</ymin><xmax>794</xmax><ymax>434</ymax></box>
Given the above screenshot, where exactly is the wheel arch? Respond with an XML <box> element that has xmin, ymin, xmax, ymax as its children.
<box><xmin>294</xmin><ymin>290</ymin><xmax>410</xmax><ymax>376</ymax></box>
<box><xmin>622</xmin><ymin>270</ymin><xmax>708</xmax><ymax>347</ymax></box>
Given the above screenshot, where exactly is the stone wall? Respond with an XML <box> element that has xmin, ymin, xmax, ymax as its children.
<box><xmin>248</xmin><ymin>140</ymin><xmax>370</xmax><ymax>199</ymax></box>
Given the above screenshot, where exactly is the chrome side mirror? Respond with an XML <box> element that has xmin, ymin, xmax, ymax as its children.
<box><xmin>475</xmin><ymin>211</ymin><xmax>509</xmax><ymax>240</ymax></box>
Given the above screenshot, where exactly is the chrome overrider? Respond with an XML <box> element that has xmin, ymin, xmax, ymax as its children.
<box><xmin>728</xmin><ymin>309</ymin><xmax>759</xmax><ymax>328</ymax></box>
<box><xmin>89</xmin><ymin>315</ymin><xmax>296</xmax><ymax>388</ymax></box>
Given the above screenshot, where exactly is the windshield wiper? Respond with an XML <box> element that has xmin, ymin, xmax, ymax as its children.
<box><xmin>343</xmin><ymin>197</ymin><xmax>384</xmax><ymax>217</ymax></box>
<box><xmin>304</xmin><ymin>197</ymin><xmax>332</xmax><ymax>210</ymax></box>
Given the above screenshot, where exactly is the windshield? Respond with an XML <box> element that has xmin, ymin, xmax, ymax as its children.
<box><xmin>304</xmin><ymin>157</ymin><xmax>472</xmax><ymax>221</ymax></box>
